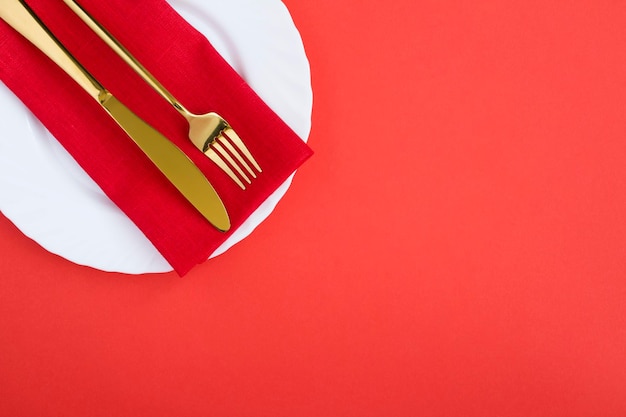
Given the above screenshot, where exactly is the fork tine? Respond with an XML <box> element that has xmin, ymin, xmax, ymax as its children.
<box><xmin>213</xmin><ymin>139</ymin><xmax>252</xmax><ymax>185</ymax></box>
<box><xmin>218</xmin><ymin>135</ymin><xmax>256</xmax><ymax>178</ymax></box>
<box><xmin>223</xmin><ymin>128</ymin><xmax>262</xmax><ymax>172</ymax></box>
<box><xmin>206</xmin><ymin>148</ymin><xmax>246</xmax><ymax>190</ymax></box>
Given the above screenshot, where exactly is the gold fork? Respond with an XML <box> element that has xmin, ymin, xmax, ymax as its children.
<box><xmin>63</xmin><ymin>0</ymin><xmax>261</xmax><ymax>190</ymax></box>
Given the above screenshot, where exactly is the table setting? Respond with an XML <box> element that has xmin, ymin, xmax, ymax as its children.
<box><xmin>0</xmin><ymin>0</ymin><xmax>313</xmax><ymax>275</ymax></box>
<box><xmin>4</xmin><ymin>0</ymin><xmax>626</xmax><ymax>415</ymax></box>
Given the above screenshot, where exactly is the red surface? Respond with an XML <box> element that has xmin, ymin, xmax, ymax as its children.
<box><xmin>2</xmin><ymin>0</ymin><xmax>626</xmax><ymax>415</ymax></box>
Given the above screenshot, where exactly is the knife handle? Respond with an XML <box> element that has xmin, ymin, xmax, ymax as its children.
<box><xmin>0</xmin><ymin>0</ymin><xmax>105</xmax><ymax>101</ymax></box>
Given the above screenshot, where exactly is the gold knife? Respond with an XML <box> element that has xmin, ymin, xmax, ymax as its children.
<box><xmin>0</xmin><ymin>0</ymin><xmax>231</xmax><ymax>232</ymax></box>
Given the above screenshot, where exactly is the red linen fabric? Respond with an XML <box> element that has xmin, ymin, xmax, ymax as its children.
<box><xmin>0</xmin><ymin>0</ymin><xmax>313</xmax><ymax>275</ymax></box>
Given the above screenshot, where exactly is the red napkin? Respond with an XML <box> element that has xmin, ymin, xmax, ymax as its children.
<box><xmin>0</xmin><ymin>0</ymin><xmax>313</xmax><ymax>275</ymax></box>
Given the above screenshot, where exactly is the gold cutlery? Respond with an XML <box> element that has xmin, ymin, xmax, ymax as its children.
<box><xmin>64</xmin><ymin>0</ymin><xmax>262</xmax><ymax>190</ymax></box>
<box><xmin>0</xmin><ymin>0</ymin><xmax>231</xmax><ymax>232</ymax></box>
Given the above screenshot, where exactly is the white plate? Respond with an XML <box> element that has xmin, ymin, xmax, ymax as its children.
<box><xmin>0</xmin><ymin>0</ymin><xmax>312</xmax><ymax>274</ymax></box>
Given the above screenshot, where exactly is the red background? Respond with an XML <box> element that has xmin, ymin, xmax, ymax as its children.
<box><xmin>2</xmin><ymin>0</ymin><xmax>626</xmax><ymax>415</ymax></box>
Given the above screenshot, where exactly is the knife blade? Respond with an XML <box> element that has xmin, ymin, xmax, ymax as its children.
<box><xmin>0</xmin><ymin>0</ymin><xmax>231</xmax><ymax>232</ymax></box>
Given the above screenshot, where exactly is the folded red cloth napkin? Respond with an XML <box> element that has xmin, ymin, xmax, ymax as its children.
<box><xmin>0</xmin><ymin>0</ymin><xmax>313</xmax><ymax>275</ymax></box>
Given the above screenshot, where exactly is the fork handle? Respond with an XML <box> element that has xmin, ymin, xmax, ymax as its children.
<box><xmin>63</xmin><ymin>0</ymin><xmax>193</xmax><ymax>117</ymax></box>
